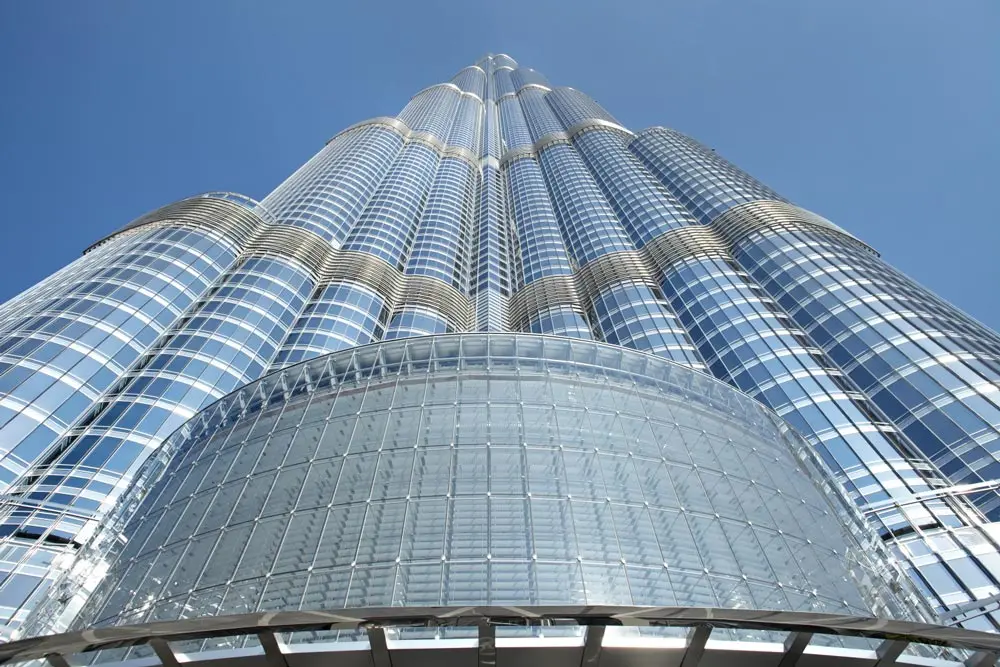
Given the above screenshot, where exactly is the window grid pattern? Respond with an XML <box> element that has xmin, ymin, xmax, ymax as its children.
<box><xmin>262</xmin><ymin>127</ymin><xmax>404</xmax><ymax>246</ymax></box>
<box><xmin>536</xmin><ymin>144</ymin><xmax>634</xmax><ymax>265</ymax></box>
<box><xmin>491</xmin><ymin>54</ymin><xmax>518</xmax><ymax>70</ymax></box>
<box><xmin>272</xmin><ymin>282</ymin><xmax>389</xmax><ymax>369</ymax></box>
<box><xmin>492</xmin><ymin>68</ymin><xmax>516</xmax><ymax>98</ymax></box>
<box><xmin>484</xmin><ymin>103</ymin><xmax>502</xmax><ymax>159</ymax></box>
<box><xmin>0</xmin><ymin>237</ymin><xmax>132</xmax><ymax>336</ymax></box>
<box><xmin>498</xmin><ymin>97</ymin><xmax>533</xmax><ymax>151</ymax></box>
<box><xmin>450</xmin><ymin>67</ymin><xmax>486</xmax><ymax>99</ymax></box>
<box><xmin>469</xmin><ymin>60</ymin><xmax>513</xmax><ymax>332</ymax></box>
<box><xmin>0</xmin><ymin>226</ymin><xmax>243</xmax><ymax>633</ymax></box>
<box><xmin>519</xmin><ymin>88</ymin><xmax>565</xmax><ymax>142</ymax></box>
<box><xmin>7</xmin><ymin>56</ymin><xmax>1000</xmax><ymax>638</ymax></box>
<box><xmin>505</xmin><ymin>157</ymin><xmax>575</xmax><ymax>286</ymax></box>
<box><xmin>625</xmin><ymin>121</ymin><xmax>1000</xmax><ymax>629</ymax></box>
<box><xmin>629</xmin><ymin>128</ymin><xmax>788</xmax><ymax>225</ymax></box>
<box><xmin>397</xmin><ymin>87</ymin><xmax>460</xmax><ymax>144</ymax></box>
<box><xmin>627</xmin><ymin>119</ymin><xmax>1000</xmax><ymax>630</ymax></box>
<box><xmin>511</xmin><ymin>68</ymin><xmax>550</xmax><ymax>91</ymax></box>
<box><xmin>343</xmin><ymin>144</ymin><xmax>441</xmax><ymax>269</ymax></box>
<box><xmin>72</xmin><ymin>335</ymin><xmax>907</xmax><ymax>629</ymax></box>
<box><xmin>470</xmin><ymin>164</ymin><xmax>511</xmax><ymax>331</ymax></box>
<box><xmin>545</xmin><ymin>88</ymin><xmax>620</xmax><ymax>128</ymax></box>
<box><xmin>444</xmin><ymin>96</ymin><xmax>483</xmax><ymax>155</ymax></box>
<box><xmin>591</xmin><ymin>281</ymin><xmax>705</xmax><ymax>369</ymax></box>
<box><xmin>404</xmin><ymin>158</ymin><xmax>478</xmax><ymax>291</ymax></box>
<box><xmin>383</xmin><ymin>307</ymin><xmax>450</xmax><ymax>340</ymax></box>
<box><xmin>735</xmin><ymin>228</ymin><xmax>1000</xmax><ymax>520</ymax></box>
<box><xmin>0</xmin><ymin>227</ymin><xmax>237</xmax><ymax>489</ymax></box>
<box><xmin>0</xmin><ymin>256</ymin><xmax>313</xmax><ymax>562</ymax></box>
<box><xmin>573</xmin><ymin>130</ymin><xmax>695</xmax><ymax>246</ymax></box>
<box><xmin>527</xmin><ymin>306</ymin><xmax>592</xmax><ymax>339</ymax></box>
<box><xmin>0</xmin><ymin>540</ymin><xmax>61</xmax><ymax>636</ymax></box>
<box><xmin>661</xmin><ymin>257</ymin><xmax>964</xmax><ymax>534</ymax></box>
<box><xmin>891</xmin><ymin>525</ymin><xmax>1000</xmax><ymax>632</ymax></box>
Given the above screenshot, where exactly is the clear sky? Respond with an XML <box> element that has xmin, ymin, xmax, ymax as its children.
<box><xmin>1</xmin><ymin>1</ymin><xmax>998</xmax><ymax>327</ymax></box>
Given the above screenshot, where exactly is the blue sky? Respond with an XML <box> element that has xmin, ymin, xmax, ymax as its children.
<box><xmin>1</xmin><ymin>1</ymin><xmax>998</xmax><ymax>326</ymax></box>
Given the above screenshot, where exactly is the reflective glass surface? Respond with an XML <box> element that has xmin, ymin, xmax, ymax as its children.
<box><xmin>445</xmin><ymin>95</ymin><xmax>483</xmax><ymax>154</ymax></box>
<box><xmin>591</xmin><ymin>282</ymin><xmax>704</xmax><ymax>367</ymax></box>
<box><xmin>662</xmin><ymin>255</ymin><xmax>963</xmax><ymax>535</ymax></box>
<box><xmin>528</xmin><ymin>306</ymin><xmax>592</xmax><ymax>339</ymax></box>
<box><xmin>735</xmin><ymin>226</ymin><xmax>1000</xmax><ymax>518</ymax></box>
<box><xmin>383</xmin><ymin>306</ymin><xmax>450</xmax><ymax>340</ymax></box>
<box><xmin>0</xmin><ymin>226</ymin><xmax>237</xmax><ymax>487</ymax></box>
<box><xmin>573</xmin><ymin>130</ymin><xmax>693</xmax><ymax>245</ymax></box>
<box><xmin>506</xmin><ymin>156</ymin><xmax>575</xmax><ymax>284</ymax></box>
<box><xmin>68</xmin><ymin>335</ymin><xmax>917</xmax><ymax>628</ymax></box>
<box><xmin>546</xmin><ymin>88</ymin><xmax>620</xmax><ymax>128</ymax></box>
<box><xmin>0</xmin><ymin>222</ymin><xmax>243</xmax><ymax>632</ymax></box>
<box><xmin>511</xmin><ymin>68</ymin><xmax>550</xmax><ymax>91</ymax></box>
<box><xmin>0</xmin><ymin>255</ymin><xmax>314</xmax><ymax>629</ymax></box>
<box><xmin>450</xmin><ymin>66</ymin><xmax>486</xmax><ymax>99</ymax></box>
<box><xmin>262</xmin><ymin>126</ymin><xmax>404</xmax><ymax>246</ymax></box>
<box><xmin>629</xmin><ymin>128</ymin><xmax>788</xmax><ymax>225</ymax></box>
<box><xmin>398</xmin><ymin>86</ymin><xmax>460</xmax><ymax>144</ymax></box>
<box><xmin>343</xmin><ymin>143</ymin><xmax>441</xmax><ymax>269</ymax></box>
<box><xmin>471</xmin><ymin>163</ymin><xmax>510</xmax><ymax>331</ymax></box>
<box><xmin>519</xmin><ymin>88</ymin><xmax>565</xmax><ymax>141</ymax></box>
<box><xmin>404</xmin><ymin>158</ymin><xmax>477</xmax><ymax>290</ymax></box>
<box><xmin>536</xmin><ymin>144</ymin><xmax>635</xmax><ymax>264</ymax></box>
<box><xmin>272</xmin><ymin>281</ymin><xmax>388</xmax><ymax>368</ymax></box>
<box><xmin>498</xmin><ymin>96</ymin><xmax>532</xmax><ymax>150</ymax></box>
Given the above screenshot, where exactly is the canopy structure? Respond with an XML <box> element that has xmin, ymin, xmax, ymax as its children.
<box><xmin>1</xmin><ymin>606</ymin><xmax>997</xmax><ymax>667</ymax></box>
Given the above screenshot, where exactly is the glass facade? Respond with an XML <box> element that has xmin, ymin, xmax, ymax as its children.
<box><xmin>65</xmin><ymin>335</ymin><xmax>920</xmax><ymax>630</ymax></box>
<box><xmin>0</xmin><ymin>54</ymin><xmax>999</xmax><ymax>638</ymax></box>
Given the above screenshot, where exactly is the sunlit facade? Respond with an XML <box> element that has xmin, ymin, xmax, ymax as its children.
<box><xmin>1</xmin><ymin>54</ymin><xmax>1000</xmax><ymax>640</ymax></box>
<box><xmin>64</xmin><ymin>335</ymin><xmax>920</xmax><ymax>632</ymax></box>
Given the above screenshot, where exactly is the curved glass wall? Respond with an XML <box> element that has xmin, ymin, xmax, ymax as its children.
<box><xmin>67</xmin><ymin>335</ymin><xmax>919</xmax><ymax>629</ymax></box>
<box><xmin>622</xmin><ymin>118</ymin><xmax>1000</xmax><ymax>629</ymax></box>
<box><xmin>450</xmin><ymin>66</ymin><xmax>486</xmax><ymax>99</ymax></box>
<box><xmin>383</xmin><ymin>306</ymin><xmax>450</xmax><ymax>340</ymax></box>
<box><xmin>261</xmin><ymin>126</ymin><xmax>404</xmax><ymax>246</ymax></box>
<box><xmin>527</xmin><ymin>306</ymin><xmax>592</xmax><ymax>339</ymax></box>
<box><xmin>343</xmin><ymin>143</ymin><xmax>441</xmax><ymax>269</ymax></box>
<box><xmin>535</xmin><ymin>144</ymin><xmax>635</xmax><ymax>264</ymax></box>
<box><xmin>397</xmin><ymin>86</ymin><xmax>460</xmax><ymax>143</ymax></box>
<box><xmin>511</xmin><ymin>68</ymin><xmax>550</xmax><ymax>91</ymax></box>
<box><xmin>733</xmin><ymin>220</ymin><xmax>1000</xmax><ymax>518</ymax></box>
<box><xmin>505</xmin><ymin>156</ymin><xmax>575</xmax><ymax>284</ymax></box>
<box><xmin>0</xmin><ymin>198</ymin><xmax>264</xmax><ymax>635</ymax></box>
<box><xmin>519</xmin><ymin>88</ymin><xmax>564</xmax><ymax>140</ymax></box>
<box><xmin>546</xmin><ymin>88</ymin><xmax>621</xmax><ymax>128</ymax></box>
<box><xmin>403</xmin><ymin>158</ymin><xmax>477</xmax><ymax>290</ymax></box>
<box><xmin>573</xmin><ymin>129</ymin><xmax>691</xmax><ymax>245</ymax></box>
<box><xmin>0</xmin><ymin>255</ymin><xmax>313</xmax><ymax>541</ymax></box>
<box><xmin>629</xmin><ymin>127</ymin><xmax>788</xmax><ymax>225</ymax></box>
<box><xmin>272</xmin><ymin>282</ymin><xmax>388</xmax><ymax>368</ymax></box>
<box><xmin>0</xmin><ymin>226</ymin><xmax>238</xmax><ymax>489</ymax></box>
<box><xmin>661</xmin><ymin>253</ymin><xmax>964</xmax><ymax>535</ymax></box>
<box><xmin>444</xmin><ymin>95</ymin><xmax>482</xmax><ymax>154</ymax></box>
<box><xmin>0</xmin><ymin>236</ymin><xmax>138</xmax><ymax>336</ymax></box>
<box><xmin>498</xmin><ymin>96</ymin><xmax>532</xmax><ymax>150</ymax></box>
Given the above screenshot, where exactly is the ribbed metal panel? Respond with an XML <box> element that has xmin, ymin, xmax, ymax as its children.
<box><xmin>84</xmin><ymin>194</ymin><xmax>266</xmax><ymax>254</ymax></box>
<box><xmin>713</xmin><ymin>200</ymin><xmax>879</xmax><ymax>255</ymax></box>
<box><xmin>325</xmin><ymin>116</ymin><xmax>479</xmax><ymax>167</ymax></box>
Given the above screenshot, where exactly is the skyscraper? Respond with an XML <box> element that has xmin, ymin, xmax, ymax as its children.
<box><xmin>1</xmin><ymin>53</ymin><xmax>1000</xmax><ymax>648</ymax></box>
